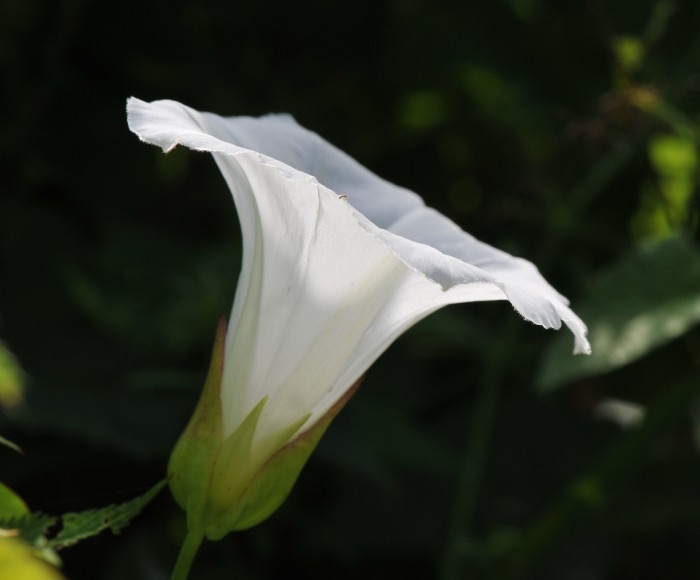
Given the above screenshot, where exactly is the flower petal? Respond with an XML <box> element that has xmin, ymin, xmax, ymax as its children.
<box><xmin>128</xmin><ymin>98</ymin><xmax>454</xmax><ymax>441</ymax></box>
<box><xmin>127</xmin><ymin>97</ymin><xmax>591</xmax><ymax>445</ymax></box>
<box><xmin>365</xmin><ymin>207</ymin><xmax>592</xmax><ymax>354</ymax></box>
<box><xmin>167</xmin><ymin>109</ymin><xmax>425</xmax><ymax>230</ymax></box>
<box><xmin>132</xmin><ymin>101</ymin><xmax>590</xmax><ymax>354</ymax></box>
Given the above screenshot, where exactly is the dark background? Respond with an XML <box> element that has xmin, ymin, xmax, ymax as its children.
<box><xmin>2</xmin><ymin>1</ymin><xmax>700</xmax><ymax>578</ymax></box>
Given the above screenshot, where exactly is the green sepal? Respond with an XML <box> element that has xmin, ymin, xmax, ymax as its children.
<box><xmin>168</xmin><ymin>319</ymin><xmax>226</xmax><ymax>531</ymax></box>
<box><xmin>204</xmin><ymin>395</ymin><xmax>268</xmax><ymax>522</ymax></box>
<box><xmin>205</xmin><ymin>377</ymin><xmax>363</xmax><ymax>538</ymax></box>
<box><xmin>169</xmin><ymin>320</ymin><xmax>364</xmax><ymax>539</ymax></box>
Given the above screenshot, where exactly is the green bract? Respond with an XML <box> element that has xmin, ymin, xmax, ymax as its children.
<box><xmin>169</xmin><ymin>322</ymin><xmax>361</xmax><ymax>537</ymax></box>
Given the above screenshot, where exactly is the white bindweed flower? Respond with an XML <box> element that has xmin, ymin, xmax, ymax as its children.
<box><xmin>127</xmin><ymin>97</ymin><xmax>590</xmax><ymax>540</ymax></box>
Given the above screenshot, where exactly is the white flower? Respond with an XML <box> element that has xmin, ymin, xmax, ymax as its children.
<box><xmin>127</xmin><ymin>97</ymin><xmax>590</xmax><ymax>537</ymax></box>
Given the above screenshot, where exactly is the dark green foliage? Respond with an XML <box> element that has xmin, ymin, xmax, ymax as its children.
<box><xmin>1</xmin><ymin>1</ymin><xmax>699</xmax><ymax>579</ymax></box>
<box><xmin>538</xmin><ymin>237</ymin><xmax>700</xmax><ymax>391</ymax></box>
<box><xmin>0</xmin><ymin>480</ymin><xmax>165</xmax><ymax>577</ymax></box>
<box><xmin>1</xmin><ymin>512</ymin><xmax>57</xmax><ymax>546</ymax></box>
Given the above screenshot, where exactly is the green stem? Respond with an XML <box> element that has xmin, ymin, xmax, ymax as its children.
<box><xmin>172</xmin><ymin>527</ymin><xmax>204</xmax><ymax>580</ymax></box>
<box><xmin>438</xmin><ymin>328</ymin><xmax>516</xmax><ymax>580</ymax></box>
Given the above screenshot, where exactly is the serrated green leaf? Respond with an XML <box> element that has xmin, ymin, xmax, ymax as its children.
<box><xmin>48</xmin><ymin>479</ymin><xmax>165</xmax><ymax>549</ymax></box>
<box><xmin>0</xmin><ymin>513</ymin><xmax>57</xmax><ymax>545</ymax></box>
<box><xmin>537</xmin><ymin>237</ymin><xmax>700</xmax><ymax>392</ymax></box>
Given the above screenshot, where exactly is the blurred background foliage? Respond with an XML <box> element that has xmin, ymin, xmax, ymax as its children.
<box><xmin>1</xmin><ymin>0</ymin><xmax>699</xmax><ymax>578</ymax></box>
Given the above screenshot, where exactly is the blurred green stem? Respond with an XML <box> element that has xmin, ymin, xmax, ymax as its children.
<box><xmin>540</xmin><ymin>141</ymin><xmax>637</xmax><ymax>268</ymax></box>
<box><xmin>439</xmin><ymin>326</ymin><xmax>517</xmax><ymax>580</ymax></box>
<box><xmin>172</xmin><ymin>527</ymin><xmax>204</xmax><ymax>580</ymax></box>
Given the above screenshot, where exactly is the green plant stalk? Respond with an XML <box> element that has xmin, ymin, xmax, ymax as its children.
<box><xmin>540</xmin><ymin>141</ymin><xmax>637</xmax><ymax>269</ymax></box>
<box><xmin>438</xmin><ymin>325</ymin><xmax>518</xmax><ymax>580</ymax></box>
<box><xmin>171</xmin><ymin>527</ymin><xmax>204</xmax><ymax>580</ymax></box>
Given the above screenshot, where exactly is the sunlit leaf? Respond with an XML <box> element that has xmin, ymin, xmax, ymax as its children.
<box><xmin>0</xmin><ymin>341</ymin><xmax>23</xmax><ymax>409</ymax></box>
<box><xmin>537</xmin><ymin>237</ymin><xmax>700</xmax><ymax>391</ymax></box>
<box><xmin>0</xmin><ymin>537</ymin><xmax>64</xmax><ymax>580</ymax></box>
<box><xmin>614</xmin><ymin>36</ymin><xmax>644</xmax><ymax>74</ymax></box>
<box><xmin>631</xmin><ymin>134</ymin><xmax>697</xmax><ymax>240</ymax></box>
<box><xmin>0</xmin><ymin>483</ymin><xmax>29</xmax><ymax>520</ymax></box>
<box><xmin>650</xmin><ymin>134</ymin><xmax>697</xmax><ymax>176</ymax></box>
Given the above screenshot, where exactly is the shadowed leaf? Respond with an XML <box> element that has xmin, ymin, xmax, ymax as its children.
<box><xmin>48</xmin><ymin>480</ymin><xmax>166</xmax><ymax>550</ymax></box>
<box><xmin>537</xmin><ymin>237</ymin><xmax>700</xmax><ymax>391</ymax></box>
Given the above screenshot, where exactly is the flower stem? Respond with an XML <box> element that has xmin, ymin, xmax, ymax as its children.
<box><xmin>172</xmin><ymin>527</ymin><xmax>204</xmax><ymax>580</ymax></box>
<box><xmin>438</xmin><ymin>328</ymin><xmax>513</xmax><ymax>580</ymax></box>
